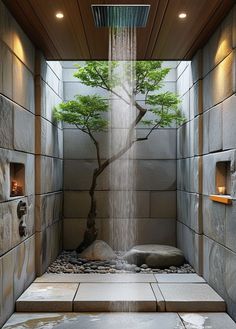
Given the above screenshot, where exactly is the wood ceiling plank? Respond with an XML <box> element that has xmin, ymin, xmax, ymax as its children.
<box><xmin>151</xmin><ymin>0</ymin><xmax>233</xmax><ymax>60</ymax></box>
<box><xmin>3</xmin><ymin>0</ymin><xmax>235</xmax><ymax>60</ymax></box>
<box><xmin>185</xmin><ymin>0</ymin><xmax>234</xmax><ymax>59</ymax></box>
<box><xmin>3</xmin><ymin>0</ymin><xmax>59</xmax><ymax>59</ymax></box>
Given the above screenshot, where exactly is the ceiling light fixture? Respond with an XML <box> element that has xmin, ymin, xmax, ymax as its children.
<box><xmin>178</xmin><ymin>12</ymin><xmax>187</xmax><ymax>19</ymax></box>
<box><xmin>56</xmin><ymin>12</ymin><xmax>64</xmax><ymax>19</ymax></box>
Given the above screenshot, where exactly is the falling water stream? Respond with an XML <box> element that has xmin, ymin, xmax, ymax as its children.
<box><xmin>108</xmin><ymin>26</ymin><xmax>137</xmax><ymax>252</ymax></box>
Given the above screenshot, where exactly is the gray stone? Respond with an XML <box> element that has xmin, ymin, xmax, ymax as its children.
<box><xmin>12</xmin><ymin>18</ymin><xmax>35</xmax><ymax>72</ymax></box>
<box><xmin>37</xmin><ymin>117</ymin><xmax>63</xmax><ymax>158</ymax></box>
<box><xmin>2</xmin><ymin>42</ymin><xmax>13</xmax><ymax>98</ymax></box>
<box><xmin>123</xmin><ymin>245</ymin><xmax>184</xmax><ymax>268</ymax></box>
<box><xmin>209</xmin><ymin>104</ymin><xmax>222</xmax><ymax>152</ymax></box>
<box><xmin>36</xmin><ymin>156</ymin><xmax>63</xmax><ymax>194</ymax></box>
<box><xmin>177</xmin><ymin>222</ymin><xmax>202</xmax><ymax>273</ymax></box>
<box><xmin>0</xmin><ymin>95</ymin><xmax>13</xmax><ymax>149</ymax></box>
<box><xmin>150</xmin><ymin>191</ymin><xmax>176</xmax><ymax>218</ymax></box>
<box><xmin>35</xmin><ymin>192</ymin><xmax>62</xmax><ymax>232</ymax></box>
<box><xmin>14</xmin><ymin>104</ymin><xmax>35</xmax><ymax>153</ymax></box>
<box><xmin>202</xmin><ymin>111</ymin><xmax>209</xmax><ymax>155</ymax></box>
<box><xmin>203</xmin><ymin>195</ymin><xmax>225</xmax><ymax>245</ymax></box>
<box><xmin>79</xmin><ymin>240</ymin><xmax>117</xmax><ymax>261</ymax></box>
<box><xmin>180</xmin><ymin>313</ymin><xmax>236</xmax><ymax>329</ymax></box>
<box><xmin>2</xmin><ymin>313</ymin><xmax>185</xmax><ymax>329</ymax></box>
<box><xmin>191</xmin><ymin>49</ymin><xmax>202</xmax><ymax>84</ymax></box>
<box><xmin>223</xmin><ymin>95</ymin><xmax>236</xmax><ymax>150</ymax></box>
<box><xmin>203</xmin><ymin>51</ymin><xmax>235</xmax><ymax>111</ymax></box>
<box><xmin>13</xmin><ymin>55</ymin><xmax>35</xmax><ymax>113</ymax></box>
<box><xmin>226</xmin><ymin>200</ymin><xmax>236</xmax><ymax>252</ymax></box>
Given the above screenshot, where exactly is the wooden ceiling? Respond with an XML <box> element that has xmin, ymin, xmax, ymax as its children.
<box><xmin>4</xmin><ymin>0</ymin><xmax>235</xmax><ymax>60</ymax></box>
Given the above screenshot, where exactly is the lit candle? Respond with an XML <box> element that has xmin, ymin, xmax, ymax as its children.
<box><xmin>218</xmin><ymin>186</ymin><xmax>226</xmax><ymax>195</ymax></box>
<box><xmin>11</xmin><ymin>180</ymin><xmax>18</xmax><ymax>196</ymax></box>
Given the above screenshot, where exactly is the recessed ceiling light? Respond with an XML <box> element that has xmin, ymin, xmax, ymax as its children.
<box><xmin>178</xmin><ymin>12</ymin><xmax>187</xmax><ymax>19</ymax></box>
<box><xmin>56</xmin><ymin>12</ymin><xmax>64</xmax><ymax>19</ymax></box>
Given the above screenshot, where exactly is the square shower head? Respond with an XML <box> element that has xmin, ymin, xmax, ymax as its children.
<box><xmin>91</xmin><ymin>4</ymin><xmax>150</xmax><ymax>28</ymax></box>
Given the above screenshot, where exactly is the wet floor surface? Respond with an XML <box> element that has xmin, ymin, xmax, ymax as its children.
<box><xmin>3</xmin><ymin>312</ymin><xmax>236</xmax><ymax>329</ymax></box>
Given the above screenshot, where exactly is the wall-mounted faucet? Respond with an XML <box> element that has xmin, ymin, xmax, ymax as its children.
<box><xmin>17</xmin><ymin>200</ymin><xmax>28</xmax><ymax>237</ymax></box>
<box><xmin>17</xmin><ymin>200</ymin><xmax>27</xmax><ymax>219</ymax></box>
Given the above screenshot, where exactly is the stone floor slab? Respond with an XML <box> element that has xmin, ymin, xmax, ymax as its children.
<box><xmin>74</xmin><ymin>283</ymin><xmax>156</xmax><ymax>312</ymax></box>
<box><xmin>159</xmin><ymin>284</ymin><xmax>226</xmax><ymax>312</ymax></box>
<box><xmin>35</xmin><ymin>273</ymin><xmax>156</xmax><ymax>283</ymax></box>
<box><xmin>155</xmin><ymin>274</ymin><xmax>206</xmax><ymax>283</ymax></box>
<box><xmin>2</xmin><ymin>313</ymin><xmax>185</xmax><ymax>329</ymax></box>
<box><xmin>150</xmin><ymin>283</ymin><xmax>165</xmax><ymax>311</ymax></box>
<box><xmin>179</xmin><ymin>313</ymin><xmax>236</xmax><ymax>329</ymax></box>
<box><xmin>16</xmin><ymin>283</ymin><xmax>78</xmax><ymax>312</ymax></box>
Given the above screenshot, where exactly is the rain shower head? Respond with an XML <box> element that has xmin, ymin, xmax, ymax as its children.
<box><xmin>91</xmin><ymin>4</ymin><xmax>150</xmax><ymax>28</ymax></box>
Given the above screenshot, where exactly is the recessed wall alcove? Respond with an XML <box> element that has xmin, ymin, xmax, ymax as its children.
<box><xmin>9</xmin><ymin>162</ymin><xmax>25</xmax><ymax>197</ymax></box>
<box><xmin>215</xmin><ymin>161</ymin><xmax>231</xmax><ymax>195</ymax></box>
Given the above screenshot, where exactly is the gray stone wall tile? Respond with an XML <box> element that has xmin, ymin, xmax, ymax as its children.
<box><xmin>14</xmin><ymin>105</ymin><xmax>35</xmax><ymax>153</ymax></box>
<box><xmin>0</xmin><ymin>257</ymin><xmax>2</xmax><ymax>326</ymax></box>
<box><xmin>13</xmin><ymin>56</ymin><xmax>35</xmax><ymax>113</ymax></box>
<box><xmin>177</xmin><ymin>221</ymin><xmax>202</xmax><ymax>273</ymax></box>
<box><xmin>35</xmin><ymin>192</ymin><xmax>62</xmax><ymax>232</ymax></box>
<box><xmin>191</xmin><ymin>49</ymin><xmax>202</xmax><ymax>83</ymax></box>
<box><xmin>64</xmin><ymin>190</ymin><xmax>150</xmax><ymax>219</ymax></box>
<box><xmin>203</xmin><ymin>51</ymin><xmax>235</xmax><ymax>111</ymax></box>
<box><xmin>0</xmin><ymin>1</ymin><xmax>13</xmax><ymax>49</ymax></box>
<box><xmin>223</xmin><ymin>94</ymin><xmax>236</xmax><ymax>150</ymax></box>
<box><xmin>177</xmin><ymin>64</ymin><xmax>191</xmax><ymax>96</ymax></box>
<box><xmin>63</xmin><ymin>217</ymin><xmax>176</xmax><ymax>251</ymax></box>
<box><xmin>202</xmin><ymin>111</ymin><xmax>209</xmax><ymax>155</ymax></box>
<box><xmin>63</xmin><ymin>68</ymin><xmax>78</xmax><ymax>82</ymax></box>
<box><xmin>177</xmin><ymin>61</ymin><xmax>189</xmax><ymax>79</ymax></box>
<box><xmin>36</xmin><ymin>117</ymin><xmax>62</xmax><ymax>158</ymax></box>
<box><xmin>1</xmin><ymin>249</ymin><xmax>14</xmax><ymax>326</ymax></box>
<box><xmin>225</xmin><ymin>200</ymin><xmax>236</xmax><ymax>253</ymax></box>
<box><xmin>180</xmin><ymin>91</ymin><xmax>190</xmax><ymax>122</ymax></box>
<box><xmin>36</xmin><ymin>156</ymin><xmax>63</xmax><ymax>194</ymax></box>
<box><xmin>0</xmin><ymin>95</ymin><xmax>13</xmax><ymax>149</ymax></box>
<box><xmin>150</xmin><ymin>191</ymin><xmax>176</xmax><ymax>218</ymax></box>
<box><xmin>209</xmin><ymin>104</ymin><xmax>222</xmax><ymax>152</ymax></box>
<box><xmin>2</xmin><ymin>42</ymin><xmax>13</xmax><ymax>98</ymax></box>
<box><xmin>203</xmin><ymin>195</ymin><xmax>225</xmax><ymax>245</ymax></box>
<box><xmin>12</xmin><ymin>19</ymin><xmax>35</xmax><ymax>72</ymax></box>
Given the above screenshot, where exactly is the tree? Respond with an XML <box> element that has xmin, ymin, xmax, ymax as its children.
<box><xmin>54</xmin><ymin>61</ymin><xmax>185</xmax><ymax>253</ymax></box>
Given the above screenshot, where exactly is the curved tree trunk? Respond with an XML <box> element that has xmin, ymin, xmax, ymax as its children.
<box><xmin>76</xmin><ymin>103</ymin><xmax>147</xmax><ymax>253</ymax></box>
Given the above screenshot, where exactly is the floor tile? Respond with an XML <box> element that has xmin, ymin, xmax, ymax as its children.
<box><xmin>16</xmin><ymin>283</ymin><xmax>78</xmax><ymax>312</ymax></box>
<box><xmin>35</xmin><ymin>273</ymin><xmax>156</xmax><ymax>283</ymax></box>
<box><xmin>74</xmin><ymin>283</ymin><xmax>156</xmax><ymax>312</ymax></box>
<box><xmin>179</xmin><ymin>313</ymin><xmax>236</xmax><ymax>329</ymax></box>
<box><xmin>2</xmin><ymin>313</ymin><xmax>185</xmax><ymax>329</ymax></box>
<box><xmin>150</xmin><ymin>284</ymin><xmax>165</xmax><ymax>311</ymax></box>
<box><xmin>159</xmin><ymin>283</ymin><xmax>226</xmax><ymax>312</ymax></box>
<box><xmin>155</xmin><ymin>274</ymin><xmax>206</xmax><ymax>283</ymax></box>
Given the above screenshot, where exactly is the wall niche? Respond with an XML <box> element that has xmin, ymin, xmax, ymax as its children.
<box><xmin>215</xmin><ymin>161</ymin><xmax>231</xmax><ymax>195</ymax></box>
<box><xmin>10</xmin><ymin>163</ymin><xmax>25</xmax><ymax>197</ymax></box>
<box><xmin>210</xmin><ymin>161</ymin><xmax>232</xmax><ymax>205</ymax></box>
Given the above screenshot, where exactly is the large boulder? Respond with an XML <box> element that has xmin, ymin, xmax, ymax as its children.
<box><xmin>123</xmin><ymin>244</ymin><xmax>185</xmax><ymax>268</ymax></box>
<box><xmin>79</xmin><ymin>240</ymin><xmax>117</xmax><ymax>261</ymax></box>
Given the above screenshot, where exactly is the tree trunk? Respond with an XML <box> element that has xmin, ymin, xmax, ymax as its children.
<box><xmin>76</xmin><ymin>103</ymin><xmax>147</xmax><ymax>253</ymax></box>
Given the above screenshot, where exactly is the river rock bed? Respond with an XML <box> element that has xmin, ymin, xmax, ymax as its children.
<box><xmin>47</xmin><ymin>251</ymin><xmax>195</xmax><ymax>274</ymax></box>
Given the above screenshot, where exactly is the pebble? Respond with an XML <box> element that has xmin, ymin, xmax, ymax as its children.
<box><xmin>47</xmin><ymin>250</ymin><xmax>195</xmax><ymax>275</ymax></box>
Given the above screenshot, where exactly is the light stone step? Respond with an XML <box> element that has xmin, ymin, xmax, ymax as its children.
<box><xmin>16</xmin><ymin>279</ymin><xmax>226</xmax><ymax>313</ymax></box>
<box><xmin>3</xmin><ymin>312</ymin><xmax>236</xmax><ymax>329</ymax></box>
